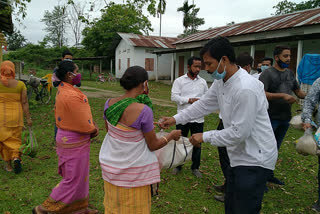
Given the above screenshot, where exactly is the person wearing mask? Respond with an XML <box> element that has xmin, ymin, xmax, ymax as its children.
<box><xmin>0</xmin><ymin>60</ymin><xmax>32</xmax><ymax>174</ymax></box>
<box><xmin>235</xmin><ymin>52</ymin><xmax>253</xmax><ymax>74</ymax></box>
<box><xmin>160</xmin><ymin>36</ymin><xmax>278</xmax><ymax>214</ymax></box>
<box><xmin>259</xmin><ymin>46</ymin><xmax>306</xmax><ymax>186</ymax></box>
<box><xmin>99</xmin><ymin>66</ymin><xmax>181</xmax><ymax>213</ymax></box>
<box><xmin>260</xmin><ymin>57</ymin><xmax>273</xmax><ymax>73</ymax></box>
<box><xmin>170</xmin><ymin>56</ymin><xmax>208</xmax><ymax>178</ymax></box>
<box><xmin>33</xmin><ymin>60</ymin><xmax>98</xmax><ymax>214</ymax></box>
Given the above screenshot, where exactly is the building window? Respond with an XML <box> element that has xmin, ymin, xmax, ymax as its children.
<box><xmin>145</xmin><ymin>58</ymin><xmax>154</xmax><ymax>71</ymax></box>
<box><xmin>118</xmin><ymin>59</ymin><xmax>121</xmax><ymax>71</ymax></box>
<box><xmin>127</xmin><ymin>58</ymin><xmax>130</xmax><ymax>68</ymax></box>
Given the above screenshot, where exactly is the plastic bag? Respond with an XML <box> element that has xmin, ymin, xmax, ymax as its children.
<box><xmin>20</xmin><ymin>127</ymin><xmax>38</xmax><ymax>158</ymax></box>
<box><xmin>296</xmin><ymin>128</ymin><xmax>317</xmax><ymax>155</ymax></box>
<box><xmin>290</xmin><ymin>114</ymin><xmax>303</xmax><ymax>130</ymax></box>
<box><xmin>154</xmin><ymin>131</ymin><xmax>193</xmax><ymax>169</ymax></box>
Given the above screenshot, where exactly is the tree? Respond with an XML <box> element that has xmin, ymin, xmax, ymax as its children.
<box><xmin>177</xmin><ymin>0</ymin><xmax>205</xmax><ymax>38</ymax></box>
<box><xmin>82</xmin><ymin>2</ymin><xmax>153</xmax><ymax>57</ymax></box>
<box><xmin>67</xmin><ymin>1</ymin><xmax>86</xmax><ymax>45</ymax></box>
<box><xmin>5</xmin><ymin>28</ymin><xmax>27</xmax><ymax>50</ymax></box>
<box><xmin>41</xmin><ymin>5</ymin><xmax>68</xmax><ymax>48</ymax></box>
<box><xmin>157</xmin><ymin>0</ymin><xmax>167</xmax><ymax>36</ymax></box>
<box><xmin>273</xmin><ymin>0</ymin><xmax>320</xmax><ymax>15</ymax></box>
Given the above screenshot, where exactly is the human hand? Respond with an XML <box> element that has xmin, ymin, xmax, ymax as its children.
<box><xmin>159</xmin><ymin>117</ymin><xmax>176</xmax><ymax>129</ymax></box>
<box><xmin>169</xmin><ymin>130</ymin><xmax>182</xmax><ymax>141</ymax></box>
<box><xmin>302</xmin><ymin>123</ymin><xmax>312</xmax><ymax>130</ymax></box>
<box><xmin>188</xmin><ymin>98</ymin><xmax>199</xmax><ymax>104</ymax></box>
<box><xmin>189</xmin><ymin>133</ymin><xmax>203</xmax><ymax>148</ymax></box>
<box><xmin>283</xmin><ymin>94</ymin><xmax>297</xmax><ymax>104</ymax></box>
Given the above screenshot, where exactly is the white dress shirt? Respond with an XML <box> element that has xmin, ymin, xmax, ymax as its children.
<box><xmin>171</xmin><ymin>74</ymin><xmax>208</xmax><ymax>123</ymax></box>
<box><xmin>174</xmin><ymin>68</ymin><xmax>278</xmax><ymax>170</ymax></box>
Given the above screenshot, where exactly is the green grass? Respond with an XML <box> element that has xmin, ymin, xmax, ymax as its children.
<box><xmin>0</xmin><ymin>82</ymin><xmax>319</xmax><ymax>214</ymax></box>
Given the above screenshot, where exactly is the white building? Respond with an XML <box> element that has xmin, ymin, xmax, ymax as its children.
<box><xmin>115</xmin><ymin>32</ymin><xmax>178</xmax><ymax>80</ymax></box>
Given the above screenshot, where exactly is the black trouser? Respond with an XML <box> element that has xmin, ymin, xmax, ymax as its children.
<box><xmin>217</xmin><ymin>119</ymin><xmax>230</xmax><ymax>183</ymax></box>
<box><xmin>176</xmin><ymin>122</ymin><xmax>204</xmax><ymax>170</ymax></box>
<box><xmin>225</xmin><ymin>166</ymin><xmax>272</xmax><ymax>214</ymax></box>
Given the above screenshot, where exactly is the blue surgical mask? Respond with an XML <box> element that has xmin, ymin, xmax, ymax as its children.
<box><xmin>260</xmin><ymin>65</ymin><xmax>269</xmax><ymax>72</ymax></box>
<box><xmin>211</xmin><ymin>59</ymin><xmax>226</xmax><ymax>80</ymax></box>
<box><xmin>277</xmin><ymin>59</ymin><xmax>289</xmax><ymax>68</ymax></box>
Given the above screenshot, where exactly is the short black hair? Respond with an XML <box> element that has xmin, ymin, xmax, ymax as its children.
<box><xmin>236</xmin><ymin>52</ymin><xmax>253</xmax><ymax>67</ymax></box>
<box><xmin>200</xmin><ymin>36</ymin><xmax>236</xmax><ymax>63</ymax></box>
<box><xmin>187</xmin><ymin>56</ymin><xmax>202</xmax><ymax>66</ymax></box>
<box><xmin>56</xmin><ymin>60</ymin><xmax>76</xmax><ymax>82</ymax></box>
<box><xmin>261</xmin><ymin>57</ymin><xmax>273</xmax><ymax>65</ymax></box>
<box><xmin>120</xmin><ymin>66</ymin><xmax>148</xmax><ymax>91</ymax></box>
<box><xmin>62</xmin><ymin>50</ymin><xmax>73</xmax><ymax>58</ymax></box>
<box><xmin>273</xmin><ymin>45</ymin><xmax>290</xmax><ymax>57</ymax></box>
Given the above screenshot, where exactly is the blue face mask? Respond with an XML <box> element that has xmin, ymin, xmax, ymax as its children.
<box><xmin>211</xmin><ymin>59</ymin><xmax>226</xmax><ymax>80</ymax></box>
<box><xmin>260</xmin><ymin>65</ymin><xmax>269</xmax><ymax>73</ymax></box>
<box><xmin>277</xmin><ymin>59</ymin><xmax>289</xmax><ymax>68</ymax></box>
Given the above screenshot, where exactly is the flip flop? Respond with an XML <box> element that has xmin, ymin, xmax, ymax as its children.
<box><xmin>13</xmin><ymin>159</ymin><xmax>22</xmax><ymax>174</ymax></box>
<box><xmin>4</xmin><ymin>166</ymin><xmax>13</xmax><ymax>172</ymax></box>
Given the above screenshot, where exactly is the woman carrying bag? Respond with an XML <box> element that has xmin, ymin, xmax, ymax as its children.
<box><xmin>0</xmin><ymin>60</ymin><xmax>32</xmax><ymax>174</ymax></box>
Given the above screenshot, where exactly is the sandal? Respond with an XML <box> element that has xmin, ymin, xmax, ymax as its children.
<box><xmin>13</xmin><ymin>159</ymin><xmax>22</xmax><ymax>174</ymax></box>
<box><xmin>32</xmin><ymin>205</ymin><xmax>48</xmax><ymax>214</ymax></box>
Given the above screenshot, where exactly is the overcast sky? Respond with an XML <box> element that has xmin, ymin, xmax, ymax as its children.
<box><xmin>15</xmin><ymin>0</ymin><xmax>303</xmax><ymax>45</ymax></box>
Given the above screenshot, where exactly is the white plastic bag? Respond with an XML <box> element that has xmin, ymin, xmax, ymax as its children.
<box><xmin>155</xmin><ymin>131</ymin><xmax>193</xmax><ymax>169</ymax></box>
<box><xmin>290</xmin><ymin>114</ymin><xmax>303</xmax><ymax>130</ymax></box>
<box><xmin>296</xmin><ymin>128</ymin><xmax>317</xmax><ymax>155</ymax></box>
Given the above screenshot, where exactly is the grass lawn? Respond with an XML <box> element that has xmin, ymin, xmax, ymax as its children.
<box><xmin>0</xmin><ymin>80</ymin><xmax>318</xmax><ymax>214</ymax></box>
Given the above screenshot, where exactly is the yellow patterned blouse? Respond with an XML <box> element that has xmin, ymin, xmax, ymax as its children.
<box><xmin>0</xmin><ymin>81</ymin><xmax>26</xmax><ymax>127</ymax></box>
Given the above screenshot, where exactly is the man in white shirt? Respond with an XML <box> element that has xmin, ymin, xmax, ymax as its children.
<box><xmin>161</xmin><ymin>36</ymin><xmax>277</xmax><ymax>214</ymax></box>
<box><xmin>171</xmin><ymin>56</ymin><xmax>208</xmax><ymax>178</ymax></box>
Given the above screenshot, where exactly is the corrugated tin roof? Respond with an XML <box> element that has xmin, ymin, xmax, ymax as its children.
<box><xmin>175</xmin><ymin>7</ymin><xmax>320</xmax><ymax>44</ymax></box>
<box><xmin>118</xmin><ymin>32</ymin><xmax>179</xmax><ymax>49</ymax></box>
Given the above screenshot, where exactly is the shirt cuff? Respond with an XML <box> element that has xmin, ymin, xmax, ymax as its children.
<box><xmin>184</xmin><ymin>97</ymin><xmax>190</xmax><ymax>104</ymax></box>
<box><xmin>203</xmin><ymin>131</ymin><xmax>212</xmax><ymax>144</ymax></box>
<box><xmin>304</xmin><ymin>118</ymin><xmax>312</xmax><ymax>124</ymax></box>
<box><xmin>173</xmin><ymin>114</ymin><xmax>182</xmax><ymax>125</ymax></box>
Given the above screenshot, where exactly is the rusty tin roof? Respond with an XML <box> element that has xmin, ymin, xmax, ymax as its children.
<box><xmin>118</xmin><ymin>32</ymin><xmax>179</xmax><ymax>49</ymax></box>
<box><xmin>175</xmin><ymin>7</ymin><xmax>320</xmax><ymax>44</ymax></box>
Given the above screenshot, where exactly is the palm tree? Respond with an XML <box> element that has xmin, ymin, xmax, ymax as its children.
<box><xmin>177</xmin><ymin>0</ymin><xmax>195</xmax><ymax>32</ymax></box>
<box><xmin>157</xmin><ymin>0</ymin><xmax>166</xmax><ymax>36</ymax></box>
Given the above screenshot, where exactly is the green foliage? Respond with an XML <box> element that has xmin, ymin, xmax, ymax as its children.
<box><xmin>81</xmin><ymin>2</ymin><xmax>153</xmax><ymax>57</ymax></box>
<box><xmin>177</xmin><ymin>0</ymin><xmax>205</xmax><ymax>38</ymax></box>
<box><xmin>273</xmin><ymin>0</ymin><xmax>320</xmax><ymax>15</ymax></box>
<box><xmin>5</xmin><ymin>28</ymin><xmax>27</xmax><ymax>50</ymax></box>
<box><xmin>41</xmin><ymin>5</ymin><xmax>68</xmax><ymax>47</ymax></box>
<box><xmin>4</xmin><ymin>44</ymin><xmax>95</xmax><ymax>71</ymax></box>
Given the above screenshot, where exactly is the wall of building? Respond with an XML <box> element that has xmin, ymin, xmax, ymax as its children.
<box><xmin>115</xmin><ymin>40</ymin><xmax>173</xmax><ymax>80</ymax></box>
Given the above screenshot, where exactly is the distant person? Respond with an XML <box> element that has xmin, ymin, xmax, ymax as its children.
<box><xmin>0</xmin><ymin>60</ymin><xmax>32</xmax><ymax>174</ymax></box>
<box><xmin>235</xmin><ymin>52</ymin><xmax>253</xmax><ymax>73</ymax></box>
<box><xmin>171</xmin><ymin>56</ymin><xmax>208</xmax><ymax>178</ymax></box>
<box><xmin>253</xmin><ymin>57</ymin><xmax>273</xmax><ymax>79</ymax></box>
<box><xmin>33</xmin><ymin>60</ymin><xmax>98</xmax><ymax>214</ymax></box>
<box><xmin>99</xmin><ymin>66</ymin><xmax>181</xmax><ymax>213</ymax></box>
<box><xmin>252</xmin><ymin>63</ymin><xmax>262</xmax><ymax>79</ymax></box>
<box><xmin>160</xmin><ymin>36</ymin><xmax>277</xmax><ymax>214</ymax></box>
<box><xmin>259</xmin><ymin>45</ymin><xmax>306</xmax><ymax>186</ymax></box>
<box><xmin>301</xmin><ymin>77</ymin><xmax>320</xmax><ymax>212</ymax></box>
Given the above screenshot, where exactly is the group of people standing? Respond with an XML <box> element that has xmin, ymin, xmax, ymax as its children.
<box><xmin>0</xmin><ymin>35</ymin><xmax>319</xmax><ymax>214</ymax></box>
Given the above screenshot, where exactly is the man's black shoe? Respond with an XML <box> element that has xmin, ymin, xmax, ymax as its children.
<box><xmin>268</xmin><ymin>176</ymin><xmax>284</xmax><ymax>185</ymax></box>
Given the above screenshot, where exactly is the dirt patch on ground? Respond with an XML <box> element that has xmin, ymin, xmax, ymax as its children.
<box><xmin>81</xmin><ymin>86</ymin><xmax>176</xmax><ymax>107</ymax></box>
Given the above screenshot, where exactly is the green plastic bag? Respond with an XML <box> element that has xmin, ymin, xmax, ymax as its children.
<box><xmin>20</xmin><ymin>127</ymin><xmax>38</xmax><ymax>158</ymax></box>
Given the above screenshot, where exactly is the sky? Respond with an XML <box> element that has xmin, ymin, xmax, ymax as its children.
<box><xmin>15</xmin><ymin>0</ymin><xmax>302</xmax><ymax>46</ymax></box>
